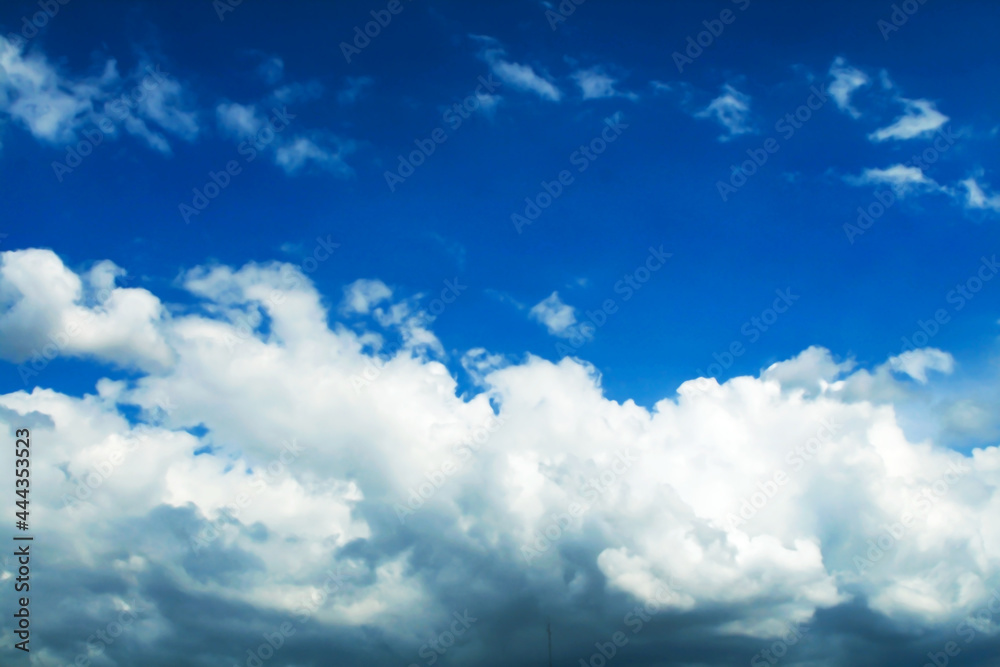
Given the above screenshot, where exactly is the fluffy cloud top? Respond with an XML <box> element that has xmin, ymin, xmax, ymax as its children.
<box><xmin>2</xmin><ymin>250</ymin><xmax>1000</xmax><ymax>665</ymax></box>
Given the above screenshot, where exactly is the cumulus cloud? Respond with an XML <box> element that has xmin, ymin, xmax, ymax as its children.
<box><xmin>869</xmin><ymin>98</ymin><xmax>949</xmax><ymax>142</ymax></box>
<box><xmin>529</xmin><ymin>291</ymin><xmax>584</xmax><ymax>339</ymax></box>
<box><xmin>696</xmin><ymin>84</ymin><xmax>753</xmax><ymax>141</ymax></box>
<box><xmin>341</xmin><ymin>279</ymin><xmax>392</xmax><ymax>315</ymax></box>
<box><xmin>473</xmin><ymin>35</ymin><xmax>561</xmax><ymax>102</ymax></box>
<box><xmin>4</xmin><ymin>249</ymin><xmax>1000</xmax><ymax>665</ymax></box>
<box><xmin>0</xmin><ymin>249</ymin><xmax>173</xmax><ymax>373</ymax></box>
<box><xmin>888</xmin><ymin>348</ymin><xmax>955</xmax><ymax>384</ymax></box>
<box><xmin>828</xmin><ymin>57</ymin><xmax>870</xmax><ymax>118</ymax></box>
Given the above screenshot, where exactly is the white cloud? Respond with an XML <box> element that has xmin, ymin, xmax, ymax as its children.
<box><xmin>216</xmin><ymin>102</ymin><xmax>263</xmax><ymax>138</ymax></box>
<box><xmin>960</xmin><ymin>177</ymin><xmax>1000</xmax><ymax>213</ymax></box>
<box><xmin>696</xmin><ymin>84</ymin><xmax>753</xmax><ymax>141</ymax></box>
<box><xmin>529</xmin><ymin>291</ymin><xmax>583</xmax><ymax>339</ymax></box>
<box><xmin>341</xmin><ymin>279</ymin><xmax>392</xmax><ymax>315</ymax></box>
<box><xmin>6</xmin><ymin>249</ymin><xmax>1000</xmax><ymax>662</ymax></box>
<box><xmin>845</xmin><ymin>164</ymin><xmax>942</xmax><ymax>197</ymax></box>
<box><xmin>274</xmin><ymin>136</ymin><xmax>354</xmax><ymax>176</ymax></box>
<box><xmin>0</xmin><ymin>249</ymin><xmax>173</xmax><ymax>373</ymax></box>
<box><xmin>888</xmin><ymin>348</ymin><xmax>955</xmax><ymax>384</ymax></box>
<box><xmin>474</xmin><ymin>36</ymin><xmax>561</xmax><ymax>102</ymax></box>
<box><xmin>869</xmin><ymin>98</ymin><xmax>949</xmax><ymax>142</ymax></box>
<box><xmin>571</xmin><ymin>67</ymin><xmax>637</xmax><ymax>101</ymax></box>
<box><xmin>828</xmin><ymin>57</ymin><xmax>870</xmax><ymax>118</ymax></box>
<box><xmin>0</xmin><ymin>37</ymin><xmax>199</xmax><ymax>153</ymax></box>
<box><xmin>216</xmin><ymin>100</ymin><xmax>354</xmax><ymax>177</ymax></box>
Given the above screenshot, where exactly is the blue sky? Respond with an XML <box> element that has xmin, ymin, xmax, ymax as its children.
<box><xmin>3</xmin><ymin>1</ymin><xmax>1000</xmax><ymax>666</ymax></box>
<box><xmin>3</xmin><ymin>0</ymin><xmax>998</xmax><ymax>408</ymax></box>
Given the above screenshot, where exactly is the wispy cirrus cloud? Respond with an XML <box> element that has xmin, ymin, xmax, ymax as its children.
<box><xmin>472</xmin><ymin>35</ymin><xmax>562</xmax><ymax>102</ymax></box>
